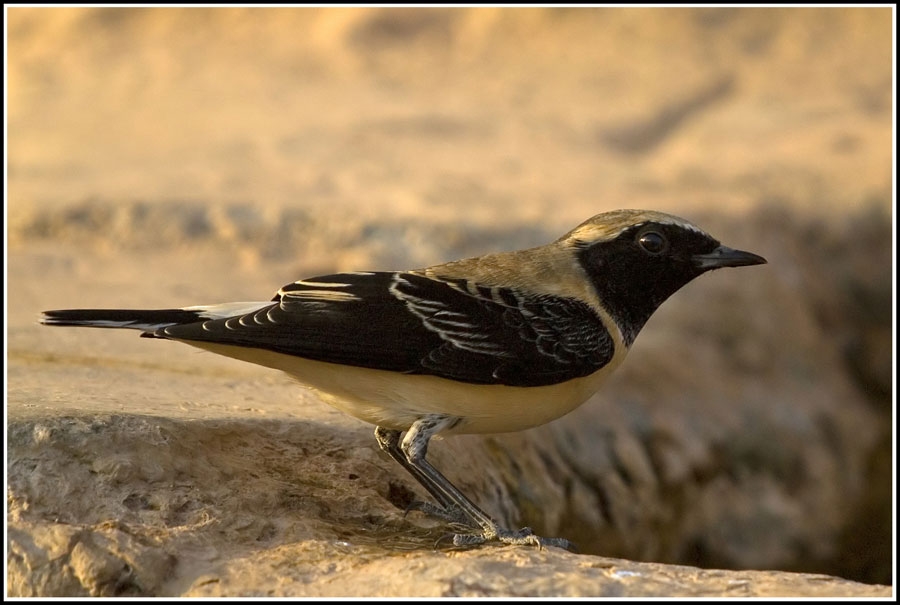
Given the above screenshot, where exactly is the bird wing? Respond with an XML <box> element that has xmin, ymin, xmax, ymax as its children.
<box><xmin>157</xmin><ymin>271</ymin><xmax>614</xmax><ymax>386</ymax></box>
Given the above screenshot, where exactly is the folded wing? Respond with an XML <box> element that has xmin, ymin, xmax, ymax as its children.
<box><xmin>157</xmin><ymin>271</ymin><xmax>614</xmax><ymax>387</ymax></box>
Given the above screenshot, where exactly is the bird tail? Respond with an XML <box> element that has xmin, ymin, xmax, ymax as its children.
<box><xmin>41</xmin><ymin>302</ymin><xmax>271</xmax><ymax>334</ymax></box>
<box><xmin>40</xmin><ymin>308</ymin><xmax>209</xmax><ymax>333</ymax></box>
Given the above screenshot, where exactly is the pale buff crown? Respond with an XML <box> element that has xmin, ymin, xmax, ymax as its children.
<box><xmin>559</xmin><ymin>209</ymin><xmax>707</xmax><ymax>246</ymax></box>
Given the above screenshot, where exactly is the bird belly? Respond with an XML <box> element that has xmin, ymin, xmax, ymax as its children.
<box><xmin>178</xmin><ymin>340</ymin><xmax>628</xmax><ymax>434</ymax></box>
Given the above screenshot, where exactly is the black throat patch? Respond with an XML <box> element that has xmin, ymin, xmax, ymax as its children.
<box><xmin>576</xmin><ymin>223</ymin><xmax>719</xmax><ymax>346</ymax></box>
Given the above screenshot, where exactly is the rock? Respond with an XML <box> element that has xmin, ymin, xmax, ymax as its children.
<box><xmin>5</xmin><ymin>397</ymin><xmax>889</xmax><ymax>597</ymax></box>
<box><xmin>7</xmin><ymin>504</ymin><xmax>892</xmax><ymax>597</ymax></box>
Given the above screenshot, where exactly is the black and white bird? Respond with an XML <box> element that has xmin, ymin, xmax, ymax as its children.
<box><xmin>42</xmin><ymin>209</ymin><xmax>766</xmax><ymax>550</ymax></box>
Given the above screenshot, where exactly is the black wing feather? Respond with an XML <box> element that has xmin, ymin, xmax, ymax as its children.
<box><xmin>159</xmin><ymin>271</ymin><xmax>614</xmax><ymax>387</ymax></box>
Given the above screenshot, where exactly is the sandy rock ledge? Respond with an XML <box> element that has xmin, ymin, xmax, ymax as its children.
<box><xmin>6</xmin><ymin>411</ymin><xmax>891</xmax><ymax>598</ymax></box>
<box><xmin>7</xmin><ymin>518</ymin><xmax>892</xmax><ymax>598</ymax></box>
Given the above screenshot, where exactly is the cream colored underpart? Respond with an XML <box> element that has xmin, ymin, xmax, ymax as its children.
<box><xmin>176</xmin><ymin>339</ymin><xmax>629</xmax><ymax>435</ymax></box>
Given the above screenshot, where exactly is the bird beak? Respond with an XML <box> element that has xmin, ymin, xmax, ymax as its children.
<box><xmin>693</xmin><ymin>245</ymin><xmax>768</xmax><ymax>270</ymax></box>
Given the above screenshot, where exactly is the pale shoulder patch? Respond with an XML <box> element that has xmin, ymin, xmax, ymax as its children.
<box><xmin>276</xmin><ymin>278</ymin><xmax>363</xmax><ymax>302</ymax></box>
<box><xmin>184</xmin><ymin>302</ymin><xmax>272</xmax><ymax>320</ymax></box>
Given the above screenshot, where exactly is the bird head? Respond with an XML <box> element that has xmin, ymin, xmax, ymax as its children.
<box><xmin>564</xmin><ymin>209</ymin><xmax>766</xmax><ymax>345</ymax></box>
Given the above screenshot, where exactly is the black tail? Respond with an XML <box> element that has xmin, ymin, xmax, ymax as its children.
<box><xmin>40</xmin><ymin>308</ymin><xmax>205</xmax><ymax>332</ymax></box>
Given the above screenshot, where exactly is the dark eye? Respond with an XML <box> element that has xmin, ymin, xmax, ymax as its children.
<box><xmin>638</xmin><ymin>230</ymin><xmax>667</xmax><ymax>254</ymax></box>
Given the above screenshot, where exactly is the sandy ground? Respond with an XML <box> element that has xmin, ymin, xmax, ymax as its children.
<box><xmin>6</xmin><ymin>7</ymin><xmax>894</xmax><ymax>597</ymax></box>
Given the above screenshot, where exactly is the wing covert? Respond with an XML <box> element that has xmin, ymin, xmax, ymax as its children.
<box><xmin>158</xmin><ymin>271</ymin><xmax>615</xmax><ymax>386</ymax></box>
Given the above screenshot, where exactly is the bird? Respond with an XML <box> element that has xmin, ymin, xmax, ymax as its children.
<box><xmin>41</xmin><ymin>209</ymin><xmax>766</xmax><ymax>551</ymax></box>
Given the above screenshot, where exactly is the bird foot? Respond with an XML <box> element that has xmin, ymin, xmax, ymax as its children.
<box><xmin>438</xmin><ymin>525</ymin><xmax>578</xmax><ymax>552</ymax></box>
<box><xmin>404</xmin><ymin>500</ymin><xmax>479</xmax><ymax>528</ymax></box>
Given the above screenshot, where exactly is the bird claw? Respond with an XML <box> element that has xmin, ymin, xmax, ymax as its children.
<box><xmin>435</xmin><ymin>525</ymin><xmax>578</xmax><ymax>552</ymax></box>
<box><xmin>404</xmin><ymin>500</ymin><xmax>478</xmax><ymax>527</ymax></box>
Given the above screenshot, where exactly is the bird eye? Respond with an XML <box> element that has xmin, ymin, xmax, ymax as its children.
<box><xmin>638</xmin><ymin>230</ymin><xmax>667</xmax><ymax>254</ymax></box>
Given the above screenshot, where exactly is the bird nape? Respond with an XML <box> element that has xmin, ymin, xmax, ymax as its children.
<box><xmin>41</xmin><ymin>209</ymin><xmax>766</xmax><ymax>550</ymax></box>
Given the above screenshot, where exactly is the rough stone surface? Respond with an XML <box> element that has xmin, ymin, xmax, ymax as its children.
<box><xmin>6</xmin><ymin>413</ymin><xmax>892</xmax><ymax>597</ymax></box>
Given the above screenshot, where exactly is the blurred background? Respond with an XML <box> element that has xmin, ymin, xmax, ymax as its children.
<box><xmin>8</xmin><ymin>7</ymin><xmax>892</xmax><ymax>263</ymax></box>
<box><xmin>7</xmin><ymin>6</ymin><xmax>893</xmax><ymax>591</ymax></box>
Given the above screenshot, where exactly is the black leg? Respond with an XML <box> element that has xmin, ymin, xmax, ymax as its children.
<box><xmin>375</xmin><ymin>418</ymin><xmax>576</xmax><ymax>551</ymax></box>
<box><xmin>375</xmin><ymin>425</ymin><xmax>468</xmax><ymax>518</ymax></box>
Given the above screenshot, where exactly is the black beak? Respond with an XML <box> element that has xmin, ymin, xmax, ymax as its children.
<box><xmin>693</xmin><ymin>245</ymin><xmax>767</xmax><ymax>271</ymax></box>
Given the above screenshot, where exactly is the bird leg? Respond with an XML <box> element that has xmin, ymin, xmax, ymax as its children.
<box><xmin>374</xmin><ymin>418</ymin><xmax>576</xmax><ymax>551</ymax></box>
<box><xmin>375</xmin><ymin>424</ymin><xmax>474</xmax><ymax>527</ymax></box>
<box><xmin>402</xmin><ymin>500</ymin><xmax>475</xmax><ymax>527</ymax></box>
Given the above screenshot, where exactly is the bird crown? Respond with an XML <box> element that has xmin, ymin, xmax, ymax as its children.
<box><xmin>561</xmin><ymin>209</ymin><xmax>706</xmax><ymax>246</ymax></box>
